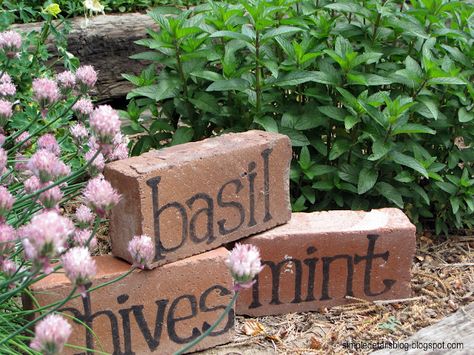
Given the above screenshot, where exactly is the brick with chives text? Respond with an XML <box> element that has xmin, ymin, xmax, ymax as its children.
<box><xmin>236</xmin><ymin>209</ymin><xmax>416</xmax><ymax>316</ymax></box>
<box><xmin>104</xmin><ymin>130</ymin><xmax>292</xmax><ymax>268</ymax></box>
<box><xmin>26</xmin><ymin>248</ymin><xmax>235</xmax><ymax>354</ymax></box>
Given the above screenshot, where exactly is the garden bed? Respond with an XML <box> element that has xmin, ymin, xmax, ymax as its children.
<box><xmin>198</xmin><ymin>234</ymin><xmax>474</xmax><ymax>354</ymax></box>
<box><xmin>88</xmin><ymin>209</ymin><xmax>474</xmax><ymax>354</ymax></box>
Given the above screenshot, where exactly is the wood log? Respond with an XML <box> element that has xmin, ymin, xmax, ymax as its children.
<box><xmin>13</xmin><ymin>13</ymin><xmax>158</xmax><ymax>101</ymax></box>
<box><xmin>371</xmin><ymin>302</ymin><xmax>474</xmax><ymax>354</ymax></box>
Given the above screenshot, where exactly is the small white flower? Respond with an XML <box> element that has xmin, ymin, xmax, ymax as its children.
<box><xmin>225</xmin><ymin>243</ymin><xmax>264</xmax><ymax>291</ymax></box>
<box><xmin>84</xmin><ymin>0</ymin><xmax>104</xmax><ymax>13</ymax></box>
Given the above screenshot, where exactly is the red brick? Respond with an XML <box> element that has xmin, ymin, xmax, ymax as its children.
<box><xmin>104</xmin><ymin>130</ymin><xmax>291</xmax><ymax>268</ymax></box>
<box><xmin>27</xmin><ymin>248</ymin><xmax>235</xmax><ymax>354</ymax></box>
<box><xmin>236</xmin><ymin>209</ymin><xmax>416</xmax><ymax>316</ymax></box>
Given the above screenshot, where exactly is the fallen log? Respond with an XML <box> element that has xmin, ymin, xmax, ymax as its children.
<box><xmin>371</xmin><ymin>302</ymin><xmax>474</xmax><ymax>354</ymax></box>
<box><xmin>13</xmin><ymin>13</ymin><xmax>158</xmax><ymax>101</ymax></box>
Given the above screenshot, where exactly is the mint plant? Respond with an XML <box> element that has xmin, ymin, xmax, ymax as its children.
<box><xmin>126</xmin><ymin>0</ymin><xmax>474</xmax><ymax>235</ymax></box>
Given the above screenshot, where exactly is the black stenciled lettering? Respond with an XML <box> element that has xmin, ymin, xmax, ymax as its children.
<box><xmin>167</xmin><ymin>295</ymin><xmax>200</xmax><ymax>344</ymax></box>
<box><xmin>249</xmin><ymin>274</ymin><xmax>262</xmax><ymax>309</ymax></box>
<box><xmin>64</xmin><ymin>293</ymin><xmax>125</xmax><ymax>355</ymax></box>
<box><xmin>147</xmin><ymin>177</ymin><xmax>188</xmax><ymax>261</ymax></box>
<box><xmin>186</xmin><ymin>193</ymin><xmax>215</xmax><ymax>244</ymax></box>
<box><xmin>320</xmin><ymin>255</ymin><xmax>354</xmax><ymax>301</ymax></box>
<box><xmin>117</xmin><ymin>295</ymin><xmax>134</xmax><ymax>355</ymax></box>
<box><xmin>217</xmin><ymin>179</ymin><xmax>245</xmax><ymax>235</ymax></box>
<box><xmin>247</xmin><ymin>162</ymin><xmax>257</xmax><ymax>227</ymax></box>
<box><xmin>199</xmin><ymin>285</ymin><xmax>234</xmax><ymax>336</ymax></box>
<box><xmin>265</xmin><ymin>258</ymin><xmax>303</xmax><ymax>305</ymax></box>
<box><xmin>354</xmin><ymin>234</ymin><xmax>396</xmax><ymax>296</ymax></box>
<box><xmin>249</xmin><ymin>258</ymin><xmax>303</xmax><ymax>309</ymax></box>
<box><xmin>303</xmin><ymin>247</ymin><xmax>319</xmax><ymax>302</ymax></box>
<box><xmin>131</xmin><ymin>299</ymin><xmax>169</xmax><ymax>351</ymax></box>
<box><xmin>261</xmin><ymin>148</ymin><xmax>273</xmax><ymax>222</ymax></box>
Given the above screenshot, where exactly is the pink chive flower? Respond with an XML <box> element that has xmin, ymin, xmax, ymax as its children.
<box><xmin>39</xmin><ymin>185</ymin><xmax>63</xmax><ymax>210</ymax></box>
<box><xmin>32</xmin><ymin>78</ymin><xmax>60</xmax><ymax>109</ymax></box>
<box><xmin>0</xmin><ymin>223</ymin><xmax>15</xmax><ymax>258</ymax></box>
<box><xmin>0</xmin><ymin>82</ymin><xmax>16</xmax><ymax>97</ymax></box>
<box><xmin>27</xmin><ymin>149</ymin><xmax>70</xmax><ymax>183</ymax></box>
<box><xmin>89</xmin><ymin>105</ymin><xmax>121</xmax><ymax>144</ymax></box>
<box><xmin>87</xmin><ymin>136</ymin><xmax>99</xmax><ymax>151</ymax></box>
<box><xmin>76</xmin><ymin>65</ymin><xmax>97</xmax><ymax>92</ymax></box>
<box><xmin>30</xmin><ymin>314</ymin><xmax>72</xmax><ymax>355</ymax></box>
<box><xmin>37</xmin><ymin>133</ymin><xmax>60</xmax><ymax>156</ymax></box>
<box><xmin>110</xmin><ymin>143</ymin><xmax>128</xmax><ymax>161</ymax></box>
<box><xmin>0</xmin><ymin>186</ymin><xmax>14</xmax><ymax>220</ymax></box>
<box><xmin>69</xmin><ymin>123</ymin><xmax>89</xmax><ymax>143</ymax></box>
<box><xmin>0</xmin><ymin>73</ymin><xmax>15</xmax><ymax>97</ymax></box>
<box><xmin>82</xmin><ymin>176</ymin><xmax>121</xmax><ymax>217</ymax></box>
<box><xmin>1</xmin><ymin>259</ymin><xmax>22</xmax><ymax>289</ymax></box>
<box><xmin>0</xmin><ymin>31</ymin><xmax>22</xmax><ymax>58</ymax></box>
<box><xmin>0</xmin><ymin>148</ymin><xmax>6</xmax><ymax>172</ymax></box>
<box><xmin>85</xmin><ymin>149</ymin><xmax>105</xmax><ymax>176</ymax></box>
<box><xmin>24</xmin><ymin>176</ymin><xmax>41</xmax><ymax>194</ymax></box>
<box><xmin>72</xmin><ymin>97</ymin><xmax>94</xmax><ymax>118</ymax></box>
<box><xmin>21</xmin><ymin>211</ymin><xmax>74</xmax><ymax>273</ymax></box>
<box><xmin>14</xmin><ymin>153</ymin><xmax>27</xmax><ymax>172</ymax></box>
<box><xmin>113</xmin><ymin>133</ymin><xmax>125</xmax><ymax>145</ymax></box>
<box><xmin>61</xmin><ymin>246</ymin><xmax>96</xmax><ymax>297</ymax></box>
<box><xmin>14</xmin><ymin>153</ymin><xmax>28</xmax><ymax>172</ymax></box>
<box><xmin>56</xmin><ymin>71</ymin><xmax>76</xmax><ymax>91</ymax></box>
<box><xmin>0</xmin><ymin>99</ymin><xmax>12</xmax><ymax>127</ymax></box>
<box><xmin>127</xmin><ymin>235</ymin><xmax>154</xmax><ymax>269</ymax></box>
<box><xmin>75</xmin><ymin>205</ymin><xmax>94</xmax><ymax>228</ymax></box>
<box><xmin>0</xmin><ymin>72</ymin><xmax>12</xmax><ymax>83</ymax></box>
<box><xmin>225</xmin><ymin>243</ymin><xmax>264</xmax><ymax>291</ymax></box>
<box><xmin>72</xmin><ymin>228</ymin><xmax>97</xmax><ymax>251</ymax></box>
<box><xmin>106</xmin><ymin>133</ymin><xmax>129</xmax><ymax>161</ymax></box>
<box><xmin>14</xmin><ymin>131</ymin><xmax>32</xmax><ymax>151</ymax></box>
<box><xmin>1</xmin><ymin>258</ymin><xmax>18</xmax><ymax>276</ymax></box>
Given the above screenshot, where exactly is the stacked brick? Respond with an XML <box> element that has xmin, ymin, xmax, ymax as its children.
<box><xmin>27</xmin><ymin>130</ymin><xmax>416</xmax><ymax>354</ymax></box>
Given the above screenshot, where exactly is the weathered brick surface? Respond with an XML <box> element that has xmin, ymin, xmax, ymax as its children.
<box><xmin>104</xmin><ymin>130</ymin><xmax>292</xmax><ymax>268</ymax></box>
<box><xmin>27</xmin><ymin>248</ymin><xmax>235</xmax><ymax>354</ymax></box>
<box><xmin>236</xmin><ymin>209</ymin><xmax>416</xmax><ymax>316</ymax></box>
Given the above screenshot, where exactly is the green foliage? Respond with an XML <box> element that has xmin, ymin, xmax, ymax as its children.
<box><xmin>1</xmin><ymin>0</ymin><xmax>204</xmax><ymax>23</ymax></box>
<box><xmin>126</xmin><ymin>0</ymin><xmax>474</xmax><ymax>235</ymax></box>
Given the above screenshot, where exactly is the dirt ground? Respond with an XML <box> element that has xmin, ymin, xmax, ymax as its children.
<box><xmin>199</xmin><ymin>233</ymin><xmax>474</xmax><ymax>355</ymax></box>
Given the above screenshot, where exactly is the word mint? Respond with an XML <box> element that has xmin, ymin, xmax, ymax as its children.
<box><xmin>236</xmin><ymin>209</ymin><xmax>416</xmax><ymax>316</ymax></box>
<box><xmin>105</xmin><ymin>130</ymin><xmax>292</xmax><ymax>268</ymax></box>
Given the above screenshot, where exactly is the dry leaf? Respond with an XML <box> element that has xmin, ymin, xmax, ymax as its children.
<box><xmin>310</xmin><ymin>336</ymin><xmax>322</xmax><ymax>350</ymax></box>
<box><xmin>242</xmin><ymin>320</ymin><xmax>266</xmax><ymax>336</ymax></box>
<box><xmin>448</xmin><ymin>299</ymin><xmax>458</xmax><ymax>311</ymax></box>
<box><xmin>265</xmin><ymin>334</ymin><xmax>282</xmax><ymax>344</ymax></box>
<box><xmin>279</xmin><ymin>330</ymin><xmax>288</xmax><ymax>339</ymax></box>
<box><xmin>453</xmin><ymin>279</ymin><xmax>464</xmax><ymax>289</ymax></box>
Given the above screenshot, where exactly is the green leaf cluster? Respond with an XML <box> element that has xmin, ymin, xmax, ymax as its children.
<box><xmin>126</xmin><ymin>0</ymin><xmax>474</xmax><ymax>235</ymax></box>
